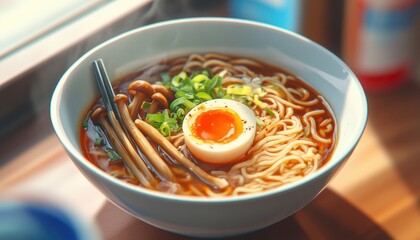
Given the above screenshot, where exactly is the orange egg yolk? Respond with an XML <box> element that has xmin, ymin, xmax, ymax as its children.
<box><xmin>191</xmin><ymin>108</ymin><xmax>243</xmax><ymax>143</ymax></box>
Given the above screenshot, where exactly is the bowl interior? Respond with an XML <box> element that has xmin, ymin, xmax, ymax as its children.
<box><xmin>51</xmin><ymin>18</ymin><xmax>367</xmax><ymax>200</ymax></box>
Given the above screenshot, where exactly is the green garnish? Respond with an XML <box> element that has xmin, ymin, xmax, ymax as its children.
<box><xmin>176</xmin><ymin>108</ymin><xmax>185</xmax><ymax>119</ymax></box>
<box><xmin>195</xmin><ymin>92</ymin><xmax>212</xmax><ymax>101</ymax></box>
<box><xmin>148</xmin><ymin>70</ymin><xmax>229</xmax><ymax>137</ymax></box>
<box><xmin>159</xmin><ymin>122</ymin><xmax>171</xmax><ymax>137</ymax></box>
<box><xmin>226</xmin><ymin>84</ymin><xmax>253</xmax><ymax>96</ymax></box>
<box><xmin>206</xmin><ymin>75</ymin><xmax>220</xmax><ymax>93</ymax></box>
<box><xmin>253</xmin><ymin>95</ymin><xmax>268</xmax><ymax>108</ymax></box>
<box><xmin>164</xmin><ymin>70</ymin><xmax>226</xmax><ymax>113</ymax></box>
<box><xmin>170</xmin><ymin>97</ymin><xmax>196</xmax><ymax>112</ymax></box>
<box><xmin>191</xmin><ymin>74</ymin><xmax>209</xmax><ymax>83</ymax></box>
<box><xmin>141</xmin><ymin>101</ymin><xmax>152</xmax><ymax>110</ymax></box>
<box><xmin>265</xmin><ymin>108</ymin><xmax>275</xmax><ymax>116</ymax></box>
<box><xmin>256</xmin><ymin>117</ymin><xmax>264</xmax><ymax>126</ymax></box>
<box><xmin>145</xmin><ymin>113</ymin><xmax>165</xmax><ymax>128</ymax></box>
<box><xmin>225</xmin><ymin>83</ymin><xmax>269</xmax><ymax>109</ymax></box>
<box><xmin>82</xmin><ymin>119</ymin><xmax>89</xmax><ymax>130</ymax></box>
<box><xmin>94</xmin><ymin>137</ymin><xmax>103</xmax><ymax>147</ymax></box>
<box><xmin>155</xmin><ymin>69</ymin><xmax>276</xmax><ymax>137</ymax></box>
<box><xmin>146</xmin><ymin>110</ymin><xmax>180</xmax><ymax>136</ymax></box>
<box><xmin>170</xmin><ymin>71</ymin><xmax>188</xmax><ymax>88</ymax></box>
<box><xmin>107</xmin><ymin>149</ymin><xmax>121</xmax><ymax>162</ymax></box>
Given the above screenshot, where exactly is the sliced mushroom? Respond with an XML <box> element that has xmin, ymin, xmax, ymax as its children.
<box><xmin>134</xmin><ymin>119</ymin><xmax>229</xmax><ymax>190</ymax></box>
<box><xmin>98</xmin><ymin>108</ymin><xmax>156</xmax><ymax>187</ymax></box>
<box><xmin>148</xmin><ymin>92</ymin><xmax>168</xmax><ymax>114</ymax></box>
<box><xmin>91</xmin><ymin>108</ymin><xmax>154</xmax><ymax>187</ymax></box>
<box><xmin>114</xmin><ymin>94</ymin><xmax>175</xmax><ymax>182</ymax></box>
<box><xmin>128</xmin><ymin>80</ymin><xmax>154</xmax><ymax>119</ymax></box>
<box><xmin>153</xmin><ymin>85</ymin><xmax>174</xmax><ymax>102</ymax></box>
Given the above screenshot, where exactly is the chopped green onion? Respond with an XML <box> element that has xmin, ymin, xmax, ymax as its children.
<box><xmin>159</xmin><ymin>122</ymin><xmax>171</xmax><ymax>137</ymax></box>
<box><xmin>178</xmin><ymin>71</ymin><xmax>188</xmax><ymax>80</ymax></box>
<box><xmin>253</xmin><ymin>95</ymin><xmax>268</xmax><ymax>108</ymax></box>
<box><xmin>217</xmin><ymin>75</ymin><xmax>223</xmax><ymax>87</ymax></box>
<box><xmin>171</xmin><ymin>75</ymin><xmax>183</xmax><ymax>87</ymax></box>
<box><xmin>170</xmin><ymin>112</ymin><xmax>177</xmax><ymax>119</ymax></box>
<box><xmin>107</xmin><ymin>149</ymin><xmax>121</xmax><ymax>162</ymax></box>
<box><xmin>205</xmin><ymin>75</ymin><xmax>219</xmax><ymax>92</ymax></box>
<box><xmin>166</xmin><ymin>120</ymin><xmax>179</xmax><ymax>131</ymax></box>
<box><xmin>177</xmin><ymin>85</ymin><xmax>193</xmax><ymax>93</ymax></box>
<box><xmin>82</xmin><ymin>119</ymin><xmax>88</xmax><ymax>130</ymax></box>
<box><xmin>141</xmin><ymin>101</ymin><xmax>152</xmax><ymax>110</ymax></box>
<box><xmin>226</xmin><ymin>84</ymin><xmax>252</xmax><ymax>96</ymax></box>
<box><xmin>146</xmin><ymin>113</ymin><xmax>164</xmax><ymax>123</ymax></box>
<box><xmin>94</xmin><ymin>137</ymin><xmax>103</xmax><ymax>147</ymax></box>
<box><xmin>193</xmin><ymin>99</ymin><xmax>201</xmax><ymax>105</ymax></box>
<box><xmin>256</xmin><ymin>118</ymin><xmax>264</xmax><ymax>126</ymax></box>
<box><xmin>185</xmin><ymin>92</ymin><xmax>194</xmax><ymax>100</ymax></box>
<box><xmin>265</xmin><ymin>108</ymin><xmax>275</xmax><ymax>116</ymax></box>
<box><xmin>170</xmin><ymin>97</ymin><xmax>196</xmax><ymax>111</ymax></box>
<box><xmin>146</xmin><ymin>110</ymin><xmax>180</xmax><ymax>136</ymax></box>
<box><xmin>176</xmin><ymin>91</ymin><xmax>193</xmax><ymax>100</ymax></box>
<box><xmin>169</xmin><ymin>97</ymin><xmax>185</xmax><ymax>110</ymax></box>
<box><xmin>170</xmin><ymin>72</ymin><xmax>187</xmax><ymax>88</ymax></box>
<box><xmin>193</xmin><ymin>82</ymin><xmax>205</xmax><ymax>91</ymax></box>
<box><xmin>222</xmin><ymin>94</ymin><xmax>232</xmax><ymax>99</ymax></box>
<box><xmin>216</xmin><ymin>85</ymin><xmax>226</xmax><ymax>98</ymax></box>
<box><xmin>195</xmin><ymin>92</ymin><xmax>212</xmax><ymax>101</ymax></box>
<box><xmin>191</xmin><ymin>74</ymin><xmax>209</xmax><ymax>83</ymax></box>
<box><xmin>146</xmin><ymin>113</ymin><xmax>165</xmax><ymax>128</ymax></box>
<box><xmin>176</xmin><ymin>108</ymin><xmax>185</xmax><ymax>119</ymax></box>
<box><xmin>175</xmin><ymin>90</ymin><xmax>186</xmax><ymax>98</ymax></box>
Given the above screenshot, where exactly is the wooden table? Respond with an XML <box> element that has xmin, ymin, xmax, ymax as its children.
<box><xmin>1</xmin><ymin>82</ymin><xmax>419</xmax><ymax>239</ymax></box>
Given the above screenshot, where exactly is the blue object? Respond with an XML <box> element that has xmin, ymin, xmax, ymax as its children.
<box><xmin>0</xmin><ymin>202</ymin><xmax>84</xmax><ymax>240</ymax></box>
<box><xmin>229</xmin><ymin>0</ymin><xmax>302</xmax><ymax>32</ymax></box>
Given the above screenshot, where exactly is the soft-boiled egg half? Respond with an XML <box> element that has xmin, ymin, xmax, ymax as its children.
<box><xmin>182</xmin><ymin>99</ymin><xmax>256</xmax><ymax>164</ymax></box>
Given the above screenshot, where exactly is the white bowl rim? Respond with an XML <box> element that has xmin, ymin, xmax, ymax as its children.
<box><xmin>51</xmin><ymin>17</ymin><xmax>368</xmax><ymax>203</ymax></box>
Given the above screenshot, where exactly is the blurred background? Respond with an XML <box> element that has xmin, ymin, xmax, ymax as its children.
<box><xmin>0</xmin><ymin>0</ymin><xmax>419</xmax><ymax>239</ymax></box>
<box><xmin>0</xmin><ymin>0</ymin><xmax>418</xmax><ymax>144</ymax></box>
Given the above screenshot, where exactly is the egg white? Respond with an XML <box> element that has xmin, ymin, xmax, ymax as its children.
<box><xmin>182</xmin><ymin>99</ymin><xmax>256</xmax><ymax>164</ymax></box>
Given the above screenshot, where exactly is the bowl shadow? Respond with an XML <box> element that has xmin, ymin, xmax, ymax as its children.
<box><xmin>95</xmin><ymin>188</ymin><xmax>391</xmax><ymax>240</ymax></box>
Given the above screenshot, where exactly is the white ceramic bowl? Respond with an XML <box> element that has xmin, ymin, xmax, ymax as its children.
<box><xmin>51</xmin><ymin>18</ymin><xmax>367</xmax><ymax>237</ymax></box>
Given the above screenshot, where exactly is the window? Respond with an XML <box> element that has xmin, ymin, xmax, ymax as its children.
<box><xmin>1</xmin><ymin>0</ymin><xmax>102</xmax><ymax>57</ymax></box>
<box><xmin>0</xmin><ymin>1</ymin><xmax>153</xmax><ymax>137</ymax></box>
<box><xmin>0</xmin><ymin>0</ymin><xmax>228</xmax><ymax>165</ymax></box>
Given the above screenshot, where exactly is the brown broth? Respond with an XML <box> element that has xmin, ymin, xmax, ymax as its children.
<box><xmin>80</xmin><ymin>53</ymin><xmax>337</xmax><ymax>195</ymax></box>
